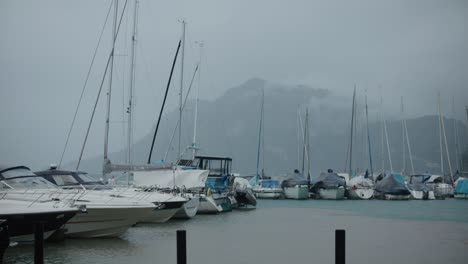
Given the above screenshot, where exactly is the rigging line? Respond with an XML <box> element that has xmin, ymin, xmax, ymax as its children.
<box><xmin>162</xmin><ymin>63</ymin><xmax>199</xmax><ymax>163</ymax></box>
<box><xmin>58</xmin><ymin>0</ymin><xmax>113</xmax><ymax>168</ymax></box>
<box><xmin>76</xmin><ymin>0</ymin><xmax>130</xmax><ymax>170</ymax></box>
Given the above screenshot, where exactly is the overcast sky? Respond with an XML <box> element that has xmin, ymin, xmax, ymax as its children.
<box><xmin>1</xmin><ymin>0</ymin><xmax>467</xmax><ymax>169</ymax></box>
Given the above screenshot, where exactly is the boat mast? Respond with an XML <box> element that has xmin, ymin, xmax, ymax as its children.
<box><xmin>255</xmin><ymin>88</ymin><xmax>264</xmax><ymax>181</ymax></box>
<box><xmin>365</xmin><ymin>92</ymin><xmax>374</xmax><ymax>177</ymax></box>
<box><xmin>306</xmin><ymin>108</ymin><xmax>311</xmax><ymax>184</ymax></box>
<box><xmin>178</xmin><ymin>20</ymin><xmax>186</xmax><ymax>160</ymax></box>
<box><xmin>191</xmin><ymin>41</ymin><xmax>203</xmax><ymax>160</ymax></box>
<box><xmin>127</xmin><ymin>0</ymin><xmax>138</xmax><ymax>167</ymax></box>
<box><xmin>380</xmin><ymin>95</ymin><xmax>385</xmax><ymax>174</ymax></box>
<box><xmin>103</xmin><ymin>0</ymin><xmax>119</xmax><ymax>173</ymax></box>
<box><xmin>439</xmin><ymin>94</ymin><xmax>454</xmax><ymax>183</ymax></box>
<box><xmin>402</xmin><ymin>97</ymin><xmax>415</xmax><ymax>175</ymax></box>
<box><xmin>438</xmin><ymin>93</ymin><xmax>444</xmax><ymax>176</ymax></box>
<box><xmin>348</xmin><ymin>86</ymin><xmax>356</xmax><ymax>177</ymax></box>
<box><xmin>401</xmin><ymin>96</ymin><xmax>406</xmax><ymax>174</ymax></box>
<box><xmin>452</xmin><ymin>97</ymin><xmax>461</xmax><ymax>172</ymax></box>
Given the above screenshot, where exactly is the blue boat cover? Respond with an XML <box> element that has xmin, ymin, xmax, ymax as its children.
<box><xmin>455</xmin><ymin>179</ymin><xmax>468</xmax><ymax>194</ymax></box>
<box><xmin>260</xmin><ymin>180</ymin><xmax>280</xmax><ymax>188</ymax></box>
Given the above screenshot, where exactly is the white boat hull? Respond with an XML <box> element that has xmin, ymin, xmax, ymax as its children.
<box><xmin>284</xmin><ymin>186</ymin><xmax>309</xmax><ymax>200</ymax></box>
<box><xmin>140</xmin><ymin>208</ymin><xmax>180</xmax><ymax>223</ymax></box>
<box><xmin>197</xmin><ymin>196</ymin><xmax>222</xmax><ymax>214</ymax></box>
<box><xmin>319</xmin><ymin>188</ymin><xmax>345</xmax><ymax>200</ymax></box>
<box><xmin>65</xmin><ymin>207</ymin><xmax>152</xmax><ymax>238</ymax></box>
<box><xmin>173</xmin><ymin>197</ymin><xmax>200</xmax><ymax>219</ymax></box>
<box><xmin>255</xmin><ymin>191</ymin><xmax>283</xmax><ymax>199</ymax></box>
<box><xmin>410</xmin><ymin>190</ymin><xmax>435</xmax><ymax>200</ymax></box>
<box><xmin>347</xmin><ymin>188</ymin><xmax>373</xmax><ymax>200</ymax></box>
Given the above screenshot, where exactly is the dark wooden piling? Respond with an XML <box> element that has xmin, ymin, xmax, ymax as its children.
<box><xmin>34</xmin><ymin>222</ymin><xmax>44</xmax><ymax>264</ymax></box>
<box><xmin>0</xmin><ymin>220</ymin><xmax>9</xmax><ymax>264</ymax></box>
<box><xmin>176</xmin><ymin>230</ymin><xmax>186</xmax><ymax>264</ymax></box>
<box><xmin>335</xmin><ymin>229</ymin><xmax>345</xmax><ymax>264</ymax></box>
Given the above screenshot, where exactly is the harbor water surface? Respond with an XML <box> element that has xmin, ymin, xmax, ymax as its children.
<box><xmin>4</xmin><ymin>199</ymin><xmax>468</xmax><ymax>264</ymax></box>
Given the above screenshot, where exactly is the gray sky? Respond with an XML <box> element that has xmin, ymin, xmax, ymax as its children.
<box><xmin>1</xmin><ymin>0</ymin><xmax>467</xmax><ymax>169</ymax></box>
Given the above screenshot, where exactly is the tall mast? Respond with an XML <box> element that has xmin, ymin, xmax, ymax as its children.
<box><xmin>103</xmin><ymin>0</ymin><xmax>119</xmax><ymax>172</ymax></box>
<box><xmin>306</xmin><ymin>108</ymin><xmax>311</xmax><ymax>184</ymax></box>
<box><xmin>178</xmin><ymin>20</ymin><xmax>186</xmax><ymax>160</ymax></box>
<box><xmin>439</xmin><ymin>94</ymin><xmax>454</xmax><ymax>183</ymax></box>
<box><xmin>255</xmin><ymin>88</ymin><xmax>264</xmax><ymax>180</ymax></box>
<box><xmin>348</xmin><ymin>86</ymin><xmax>356</xmax><ymax>177</ymax></box>
<box><xmin>380</xmin><ymin>95</ymin><xmax>385</xmax><ymax>174</ymax></box>
<box><xmin>452</xmin><ymin>97</ymin><xmax>461</xmax><ymax>172</ymax></box>
<box><xmin>365</xmin><ymin>93</ymin><xmax>374</xmax><ymax>177</ymax></box>
<box><xmin>438</xmin><ymin>93</ymin><xmax>444</xmax><ymax>175</ymax></box>
<box><xmin>127</xmin><ymin>0</ymin><xmax>139</xmax><ymax>166</ymax></box>
<box><xmin>401</xmin><ymin>96</ymin><xmax>406</xmax><ymax>174</ymax></box>
<box><xmin>191</xmin><ymin>41</ymin><xmax>203</xmax><ymax>159</ymax></box>
<box><xmin>404</xmin><ymin>118</ymin><xmax>415</xmax><ymax>175</ymax></box>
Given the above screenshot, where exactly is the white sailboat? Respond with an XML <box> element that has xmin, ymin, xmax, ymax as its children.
<box><xmin>345</xmin><ymin>87</ymin><xmax>374</xmax><ymax>200</ymax></box>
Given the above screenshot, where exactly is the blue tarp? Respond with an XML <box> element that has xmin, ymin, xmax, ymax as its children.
<box><xmin>455</xmin><ymin>179</ymin><xmax>468</xmax><ymax>194</ymax></box>
<box><xmin>260</xmin><ymin>180</ymin><xmax>280</xmax><ymax>188</ymax></box>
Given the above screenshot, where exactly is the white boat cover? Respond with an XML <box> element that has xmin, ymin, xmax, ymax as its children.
<box><xmin>132</xmin><ymin>168</ymin><xmax>209</xmax><ymax>189</ymax></box>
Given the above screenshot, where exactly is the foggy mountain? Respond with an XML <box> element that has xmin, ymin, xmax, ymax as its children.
<box><xmin>74</xmin><ymin>78</ymin><xmax>467</xmax><ymax>177</ymax></box>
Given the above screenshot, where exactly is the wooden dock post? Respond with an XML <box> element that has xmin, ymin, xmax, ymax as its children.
<box><xmin>335</xmin><ymin>229</ymin><xmax>345</xmax><ymax>264</ymax></box>
<box><xmin>34</xmin><ymin>222</ymin><xmax>44</xmax><ymax>264</ymax></box>
<box><xmin>176</xmin><ymin>230</ymin><xmax>186</xmax><ymax>264</ymax></box>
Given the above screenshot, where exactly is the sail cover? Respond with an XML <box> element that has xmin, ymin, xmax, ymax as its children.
<box><xmin>132</xmin><ymin>168</ymin><xmax>208</xmax><ymax>189</ymax></box>
<box><xmin>375</xmin><ymin>173</ymin><xmax>410</xmax><ymax>195</ymax></box>
<box><xmin>311</xmin><ymin>172</ymin><xmax>346</xmax><ymax>190</ymax></box>
<box><xmin>455</xmin><ymin>178</ymin><xmax>468</xmax><ymax>194</ymax></box>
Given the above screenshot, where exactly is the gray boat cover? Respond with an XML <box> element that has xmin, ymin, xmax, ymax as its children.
<box><xmin>375</xmin><ymin>174</ymin><xmax>410</xmax><ymax>195</ymax></box>
<box><xmin>311</xmin><ymin>172</ymin><xmax>346</xmax><ymax>190</ymax></box>
<box><xmin>281</xmin><ymin>173</ymin><xmax>309</xmax><ymax>188</ymax></box>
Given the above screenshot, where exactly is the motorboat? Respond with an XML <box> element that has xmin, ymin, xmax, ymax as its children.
<box><xmin>0</xmin><ymin>165</ymin><xmax>155</xmax><ymax>238</ymax></box>
<box><xmin>310</xmin><ymin>171</ymin><xmax>346</xmax><ymax>200</ymax></box>
<box><xmin>232</xmin><ymin>177</ymin><xmax>256</xmax><ymax>207</ymax></box>
<box><xmin>35</xmin><ymin>167</ymin><xmax>187</xmax><ymax>223</ymax></box>
<box><xmin>374</xmin><ymin>173</ymin><xmax>411</xmax><ymax>200</ymax></box>
<box><xmin>0</xmin><ymin>198</ymin><xmax>78</xmax><ymax>243</ymax></box>
<box><xmin>347</xmin><ymin>175</ymin><xmax>374</xmax><ymax>200</ymax></box>
<box><xmin>252</xmin><ymin>179</ymin><xmax>283</xmax><ymax>199</ymax></box>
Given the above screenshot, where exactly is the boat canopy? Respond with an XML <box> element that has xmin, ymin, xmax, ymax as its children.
<box><xmin>455</xmin><ymin>179</ymin><xmax>468</xmax><ymax>194</ymax></box>
<box><xmin>375</xmin><ymin>173</ymin><xmax>410</xmax><ymax>195</ymax></box>
<box><xmin>310</xmin><ymin>172</ymin><xmax>346</xmax><ymax>190</ymax></box>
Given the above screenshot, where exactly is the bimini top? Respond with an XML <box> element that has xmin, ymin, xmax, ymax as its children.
<box><xmin>0</xmin><ymin>165</ymin><xmax>32</xmax><ymax>175</ymax></box>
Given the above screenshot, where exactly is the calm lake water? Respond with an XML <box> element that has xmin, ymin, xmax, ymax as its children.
<box><xmin>4</xmin><ymin>199</ymin><xmax>468</xmax><ymax>264</ymax></box>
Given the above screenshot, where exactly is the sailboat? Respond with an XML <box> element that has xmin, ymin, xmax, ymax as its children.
<box><xmin>281</xmin><ymin>108</ymin><xmax>310</xmax><ymax>200</ymax></box>
<box><xmin>373</xmin><ymin>97</ymin><xmax>411</xmax><ymax>200</ymax></box>
<box><xmin>345</xmin><ymin>87</ymin><xmax>374</xmax><ymax>200</ymax></box>
<box><xmin>251</xmin><ymin>88</ymin><xmax>284</xmax><ymax>199</ymax></box>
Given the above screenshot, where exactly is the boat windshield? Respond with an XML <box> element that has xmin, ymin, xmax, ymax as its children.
<box><xmin>0</xmin><ymin>168</ymin><xmax>36</xmax><ymax>179</ymax></box>
<box><xmin>2</xmin><ymin>176</ymin><xmax>58</xmax><ymax>189</ymax></box>
<box><xmin>51</xmin><ymin>174</ymin><xmax>80</xmax><ymax>186</ymax></box>
<box><xmin>261</xmin><ymin>180</ymin><xmax>280</xmax><ymax>188</ymax></box>
<box><xmin>76</xmin><ymin>173</ymin><xmax>103</xmax><ymax>185</ymax></box>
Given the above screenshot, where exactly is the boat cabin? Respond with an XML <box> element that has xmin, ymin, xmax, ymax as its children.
<box><xmin>192</xmin><ymin>156</ymin><xmax>232</xmax><ymax>177</ymax></box>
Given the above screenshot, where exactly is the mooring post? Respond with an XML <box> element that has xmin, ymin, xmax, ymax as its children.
<box><xmin>335</xmin><ymin>229</ymin><xmax>345</xmax><ymax>264</ymax></box>
<box><xmin>34</xmin><ymin>222</ymin><xmax>44</xmax><ymax>264</ymax></box>
<box><xmin>0</xmin><ymin>219</ymin><xmax>9</xmax><ymax>264</ymax></box>
<box><xmin>176</xmin><ymin>230</ymin><xmax>187</xmax><ymax>264</ymax></box>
